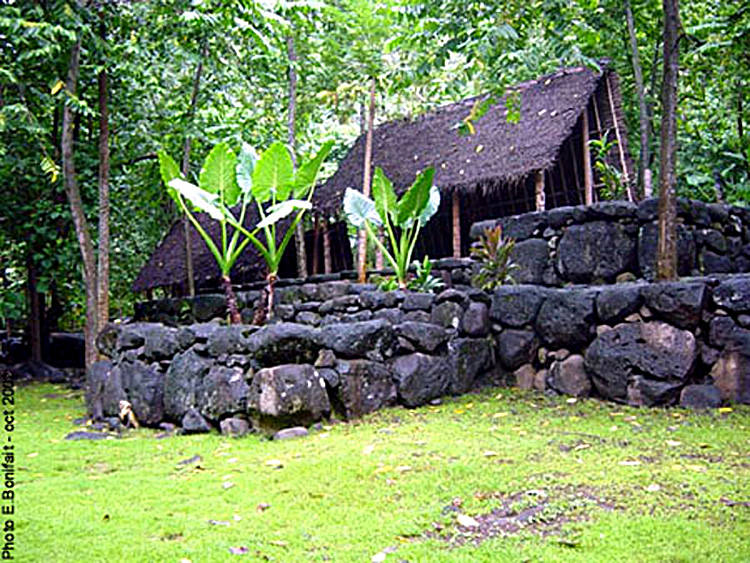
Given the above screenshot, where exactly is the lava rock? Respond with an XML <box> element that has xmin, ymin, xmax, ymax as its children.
<box><xmin>496</xmin><ymin>330</ymin><xmax>538</xmax><ymax>371</ymax></box>
<box><xmin>247</xmin><ymin>323</ymin><xmax>321</xmax><ymax>366</ymax></box>
<box><xmin>318</xmin><ymin>319</ymin><xmax>394</xmax><ymax>360</ymax></box>
<box><xmin>200</xmin><ymin>365</ymin><xmax>249</xmax><ymax>421</ymax></box>
<box><xmin>85</xmin><ymin>360</ymin><xmax>118</xmax><ymax>421</ymax></box>
<box><xmin>641</xmin><ymin>281</ymin><xmax>707</xmax><ymax>330</ymax></box>
<box><xmin>679</xmin><ymin>385</ymin><xmax>722</xmax><ymax>409</ymax></box>
<box><xmin>713</xmin><ymin>276</ymin><xmax>750</xmax><ymax>313</ymax></box>
<box><xmin>273</xmin><ymin>427</ymin><xmax>309</xmax><ymax>440</ymax></box>
<box><xmin>191</xmin><ymin>294</ymin><xmax>226</xmax><ymax>322</ymax></box>
<box><xmin>402</xmin><ymin>292</ymin><xmax>435</xmax><ymax>312</ymax></box>
<box><xmin>395</xmin><ymin>322</ymin><xmax>451</xmax><ymax>353</ymax></box>
<box><xmin>181</xmin><ymin>408</ymin><xmax>212</xmax><ymax>434</ymax></box>
<box><xmin>585</xmin><ymin>322</ymin><xmax>696</xmax><ymax>405</ymax></box>
<box><xmin>490</xmin><ymin>286</ymin><xmax>547</xmax><ymax>328</ymax></box>
<box><xmin>333</xmin><ymin>359</ymin><xmax>397</xmax><ymax>419</ymax></box>
<box><xmin>535</xmin><ymin>289</ymin><xmax>596</xmax><ymax>349</ymax></box>
<box><xmin>207</xmin><ymin>325</ymin><xmax>252</xmax><ymax>357</ymax></box>
<box><xmin>390</xmin><ymin>353</ymin><xmax>451</xmax><ymax>407</ymax></box>
<box><xmin>247</xmin><ymin>364</ymin><xmax>330</xmax><ymax>433</ymax></box>
<box><xmin>548</xmin><ymin>355</ymin><xmax>590</xmax><ymax>397</ymax></box>
<box><xmin>430</xmin><ymin>301</ymin><xmax>464</xmax><ymax>329</ymax></box>
<box><xmin>460</xmin><ymin>301</ymin><xmax>490</xmax><ymax>337</ymax></box>
<box><xmin>220</xmin><ymin>417</ymin><xmax>251</xmax><ymax>437</ymax></box>
<box><xmin>448</xmin><ymin>337</ymin><xmax>494</xmax><ymax>395</ymax></box>
<box><xmin>638</xmin><ymin>222</ymin><xmax>696</xmax><ymax>280</ymax></box>
<box><xmin>710</xmin><ymin>334</ymin><xmax>750</xmax><ymax>404</ymax></box>
<box><xmin>65</xmin><ymin>431</ymin><xmax>110</xmax><ymax>441</ymax></box>
<box><xmin>596</xmin><ymin>284</ymin><xmax>644</xmax><ymax>325</ymax></box>
<box><xmin>557</xmin><ymin>221</ymin><xmax>637</xmax><ymax>284</ymax></box>
<box><xmin>164</xmin><ymin>349</ymin><xmax>212</xmax><ymax>420</ymax></box>
<box><xmin>119</xmin><ymin>360</ymin><xmax>165</xmax><ymax>426</ymax></box>
<box><xmin>510</xmin><ymin>239</ymin><xmax>551</xmax><ymax>285</ymax></box>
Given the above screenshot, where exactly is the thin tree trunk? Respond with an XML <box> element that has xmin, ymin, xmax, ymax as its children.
<box><xmin>96</xmin><ymin>12</ymin><xmax>110</xmax><ymax>334</ymax></box>
<box><xmin>357</xmin><ymin>78</ymin><xmax>376</xmax><ymax>283</ymax></box>
<box><xmin>323</xmin><ymin>220</ymin><xmax>332</xmax><ymax>274</ymax></box>
<box><xmin>452</xmin><ymin>191</ymin><xmax>462</xmax><ymax>257</ymax></box>
<box><xmin>625</xmin><ymin>0</ymin><xmax>652</xmax><ymax>199</ymax></box>
<box><xmin>656</xmin><ymin>0</ymin><xmax>680</xmax><ymax>281</ymax></box>
<box><xmin>286</xmin><ymin>35</ymin><xmax>308</xmax><ymax>279</ymax></box>
<box><xmin>62</xmin><ymin>38</ymin><xmax>98</xmax><ymax>369</ymax></box>
<box><xmin>26</xmin><ymin>251</ymin><xmax>42</xmax><ymax>363</ymax></box>
<box><xmin>582</xmin><ymin>110</ymin><xmax>594</xmax><ymax>205</ymax></box>
<box><xmin>181</xmin><ymin>43</ymin><xmax>207</xmax><ymax>297</ymax></box>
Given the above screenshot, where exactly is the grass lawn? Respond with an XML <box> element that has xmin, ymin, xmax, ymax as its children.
<box><xmin>15</xmin><ymin>382</ymin><xmax>750</xmax><ymax>562</ymax></box>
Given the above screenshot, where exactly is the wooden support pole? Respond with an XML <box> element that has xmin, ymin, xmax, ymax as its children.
<box><xmin>312</xmin><ymin>216</ymin><xmax>320</xmax><ymax>276</ymax></box>
<box><xmin>582</xmin><ymin>110</ymin><xmax>594</xmax><ymax>206</ymax></box>
<box><xmin>323</xmin><ymin>220</ymin><xmax>332</xmax><ymax>274</ymax></box>
<box><xmin>452</xmin><ymin>191</ymin><xmax>461</xmax><ymax>258</ymax></box>
<box><xmin>605</xmin><ymin>73</ymin><xmax>634</xmax><ymax>201</ymax></box>
<box><xmin>535</xmin><ymin>170</ymin><xmax>546</xmax><ymax>211</ymax></box>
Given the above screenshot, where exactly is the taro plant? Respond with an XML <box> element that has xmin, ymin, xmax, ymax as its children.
<box><xmin>408</xmin><ymin>256</ymin><xmax>444</xmax><ymax>293</ymax></box>
<box><xmin>343</xmin><ymin>167</ymin><xmax>440</xmax><ymax>290</ymax></box>
<box><xmin>470</xmin><ymin>225</ymin><xmax>519</xmax><ymax>290</ymax></box>
<box><xmin>160</xmin><ymin>140</ymin><xmax>333</xmax><ymax>324</ymax></box>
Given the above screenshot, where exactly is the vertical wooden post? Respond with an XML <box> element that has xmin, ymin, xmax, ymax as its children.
<box><xmin>323</xmin><ymin>220</ymin><xmax>332</xmax><ymax>274</ymax></box>
<box><xmin>535</xmin><ymin>170</ymin><xmax>546</xmax><ymax>211</ymax></box>
<box><xmin>357</xmin><ymin>78</ymin><xmax>377</xmax><ymax>283</ymax></box>
<box><xmin>312</xmin><ymin>216</ymin><xmax>321</xmax><ymax>276</ymax></box>
<box><xmin>605</xmin><ymin>73</ymin><xmax>634</xmax><ymax>201</ymax></box>
<box><xmin>452</xmin><ymin>191</ymin><xmax>461</xmax><ymax>258</ymax></box>
<box><xmin>582</xmin><ymin>109</ymin><xmax>594</xmax><ymax>205</ymax></box>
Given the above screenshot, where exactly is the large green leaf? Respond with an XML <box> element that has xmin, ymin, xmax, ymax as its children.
<box><xmin>199</xmin><ymin>142</ymin><xmax>240</xmax><ymax>207</ymax></box>
<box><xmin>294</xmin><ymin>140</ymin><xmax>334</xmax><ymax>198</ymax></box>
<box><xmin>158</xmin><ymin>151</ymin><xmax>183</xmax><ymax>206</ymax></box>
<box><xmin>343</xmin><ymin>188</ymin><xmax>381</xmax><ymax>228</ymax></box>
<box><xmin>256</xmin><ymin>199</ymin><xmax>312</xmax><ymax>230</ymax></box>
<box><xmin>396</xmin><ymin>167</ymin><xmax>435</xmax><ymax>228</ymax></box>
<box><xmin>252</xmin><ymin>141</ymin><xmax>294</xmax><ymax>203</ymax></box>
<box><xmin>168</xmin><ymin>178</ymin><xmax>224</xmax><ymax>220</ymax></box>
<box><xmin>236</xmin><ymin>142</ymin><xmax>258</xmax><ymax>198</ymax></box>
<box><xmin>372</xmin><ymin>167</ymin><xmax>398</xmax><ymax>223</ymax></box>
<box><xmin>417</xmin><ymin>184</ymin><xmax>441</xmax><ymax>226</ymax></box>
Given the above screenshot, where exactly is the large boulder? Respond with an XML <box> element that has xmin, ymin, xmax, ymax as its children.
<box><xmin>247</xmin><ymin>364</ymin><xmax>330</xmax><ymax>433</ymax></box>
<box><xmin>164</xmin><ymin>349</ymin><xmax>212</xmax><ymax>420</ymax></box>
<box><xmin>638</xmin><ymin>222</ymin><xmax>696</xmax><ymax>279</ymax></box>
<box><xmin>200</xmin><ymin>365</ymin><xmax>250</xmax><ymax>421</ymax></box>
<box><xmin>333</xmin><ymin>359</ymin><xmax>397</xmax><ymax>419</ymax></box>
<box><xmin>641</xmin><ymin>281</ymin><xmax>707</xmax><ymax>330</ymax></box>
<box><xmin>496</xmin><ymin>330</ymin><xmax>538</xmax><ymax>371</ymax></box>
<box><xmin>119</xmin><ymin>360</ymin><xmax>165</xmax><ymax>426</ymax></box>
<box><xmin>318</xmin><ymin>320</ymin><xmax>394</xmax><ymax>360</ymax></box>
<box><xmin>390</xmin><ymin>353</ymin><xmax>451</xmax><ymax>407</ymax></box>
<box><xmin>535</xmin><ymin>290</ymin><xmax>596</xmax><ymax>349</ymax></box>
<box><xmin>247</xmin><ymin>323</ymin><xmax>320</xmax><ymax>366</ymax></box>
<box><xmin>460</xmin><ymin>301</ymin><xmax>490</xmax><ymax>337</ymax></box>
<box><xmin>191</xmin><ymin>294</ymin><xmax>226</xmax><ymax>322</ymax></box>
<box><xmin>548</xmin><ymin>355</ymin><xmax>590</xmax><ymax>397</ymax></box>
<box><xmin>395</xmin><ymin>322</ymin><xmax>451</xmax><ymax>353</ymax></box>
<box><xmin>510</xmin><ymin>239</ymin><xmax>551</xmax><ymax>285</ymax></box>
<box><xmin>585</xmin><ymin>322</ymin><xmax>696</xmax><ymax>405</ymax></box>
<box><xmin>430</xmin><ymin>301</ymin><xmax>464</xmax><ymax>329</ymax></box>
<box><xmin>85</xmin><ymin>360</ymin><xmax>122</xmax><ymax>420</ymax></box>
<box><xmin>207</xmin><ymin>325</ymin><xmax>253</xmax><ymax>357</ymax></box>
<box><xmin>490</xmin><ymin>286</ymin><xmax>547</xmax><ymax>328</ymax></box>
<box><xmin>448</xmin><ymin>337</ymin><xmax>494</xmax><ymax>395</ymax></box>
<box><xmin>713</xmin><ymin>276</ymin><xmax>750</xmax><ymax>313</ymax></box>
<box><xmin>710</xmin><ymin>333</ymin><xmax>750</xmax><ymax>404</ymax></box>
<box><xmin>680</xmin><ymin>385</ymin><xmax>722</xmax><ymax>409</ymax></box>
<box><xmin>557</xmin><ymin>221</ymin><xmax>637</xmax><ymax>283</ymax></box>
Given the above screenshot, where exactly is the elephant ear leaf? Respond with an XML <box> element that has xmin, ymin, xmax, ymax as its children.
<box><xmin>343</xmin><ymin>188</ymin><xmax>381</xmax><ymax>228</ymax></box>
<box><xmin>199</xmin><ymin>142</ymin><xmax>240</xmax><ymax>207</ymax></box>
<box><xmin>417</xmin><ymin>184</ymin><xmax>441</xmax><ymax>227</ymax></box>
<box><xmin>294</xmin><ymin>140</ymin><xmax>334</xmax><ymax>198</ymax></box>
<box><xmin>372</xmin><ymin>167</ymin><xmax>397</xmax><ymax>223</ymax></box>
<box><xmin>256</xmin><ymin>199</ymin><xmax>312</xmax><ymax>230</ymax></box>
<box><xmin>158</xmin><ymin>151</ymin><xmax>182</xmax><ymax>205</ymax></box>
<box><xmin>252</xmin><ymin>141</ymin><xmax>294</xmax><ymax>203</ymax></box>
<box><xmin>236</xmin><ymin>142</ymin><xmax>258</xmax><ymax>199</ymax></box>
<box><xmin>396</xmin><ymin>167</ymin><xmax>435</xmax><ymax>228</ymax></box>
<box><xmin>168</xmin><ymin>178</ymin><xmax>224</xmax><ymax>221</ymax></box>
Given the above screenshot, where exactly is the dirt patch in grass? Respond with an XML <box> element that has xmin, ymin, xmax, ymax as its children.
<box><xmin>426</xmin><ymin>485</ymin><xmax>622</xmax><ymax>547</ymax></box>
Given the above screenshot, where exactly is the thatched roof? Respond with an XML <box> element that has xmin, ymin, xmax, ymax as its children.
<box><xmin>314</xmin><ymin>64</ymin><xmax>617</xmax><ymax>216</ymax></box>
<box><xmin>132</xmin><ymin>206</ymin><xmax>289</xmax><ymax>293</ymax></box>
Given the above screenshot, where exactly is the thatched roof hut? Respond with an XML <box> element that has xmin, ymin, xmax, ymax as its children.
<box><xmin>134</xmin><ymin>63</ymin><xmax>633</xmax><ymax>293</ymax></box>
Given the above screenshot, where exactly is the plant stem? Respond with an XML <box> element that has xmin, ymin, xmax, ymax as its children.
<box><xmin>266</xmin><ymin>273</ymin><xmax>277</xmax><ymax>320</ymax></box>
<box><xmin>221</xmin><ymin>275</ymin><xmax>241</xmax><ymax>325</ymax></box>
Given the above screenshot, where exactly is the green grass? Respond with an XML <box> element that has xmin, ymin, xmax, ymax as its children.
<box><xmin>15</xmin><ymin>383</ymin><xmax>750</xmax><ymax>562</ymax></box>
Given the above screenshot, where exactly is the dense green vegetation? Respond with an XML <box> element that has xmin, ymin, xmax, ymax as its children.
<box><xmin>18</xmin><ymin>382</ymin><xmax>750</xmax><ymax>561</ymax></box>
<box><xmin>1</xmin><ymin>0</ymin><xmax>748</xmax><ymax>334</ymax></box>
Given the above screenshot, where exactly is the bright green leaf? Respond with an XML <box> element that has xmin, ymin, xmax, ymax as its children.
<box><xmin>168</xmin><ymin>178</ymin><xmax>224</xmax><ymax>220</ymax></box>
<box><xmin>294</xmin><ymin>140</ymin><xmax>334</xmax><ymax>198</ymax></box>
<box><xmin>396</xmin><ymin>168</ymin><xmax>435</xmax><ymax>228</ymax></box>
<box><xmin>372</xmin><ymin>167</ymin><xmax>398</xmax><ymax>223</ymax></box>
<box><xmin>252</xmin><ymin>142</ymin><xmax>294</xmax><ymax>203</ymax></box>
<box><xmin>237</xmin><ymin>142</ymin><xmax>258</xmax><ymax>198</ymax></box>
<box><xmin>199</xmin><ymin>142</ymin><xmax>240</xmax><ymax>207</ymax></box>
<box><xmin>256</xmin><ymin>199</ymin><xmax>312</xmax><ymax>230</ymax></box>
<box><xmin>343</xmin><ymin>188</ymin><xmax>381</xmax><ymax>228</ymax></box>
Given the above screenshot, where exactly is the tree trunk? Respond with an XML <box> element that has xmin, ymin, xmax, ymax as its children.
<box><xmin>181</xmin><ymin>43</ymin><xmax>207</xmax><ymax>297</ymax></box>
<box><xmin>62</xmin><ymin>38</ymin><xmax>98</xmax><ymax>369</ymax></box>
<box><xmin>357</xmin><ymin>78</ymin><xmax>376</xmax><ymax>283</ymax></box>
<box><xmin>656</xmin><ymin>0</ymin><xmax>680</xmax><ymax>281</ymax></box>
<box><xmin>625</xmin><ymin>0</ymin><xmax>652</xmax><ymax>199</ymax></box>
<box><xmin>221</xmin><ymin>275</ymin><xmax>241</xmax><ymax>325</ymax></box>
<box><xmin>96</xmin><ymin>12</ymin><xmax>110</xmax><ymax>333</ymax></box>
<box><xmin>287</xmin><ymin>34</ymin><xmax>308</xmax><ymax>279</ymax></box>
<box><xmin>323</xmin><ymin>220</ymin><xmax>332</xmax><ymax>274</ymax></box>
<box><xmin>26</xmin><ymin>251</ymin><xmax>42</xmax><ymax>363</ymax></box>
